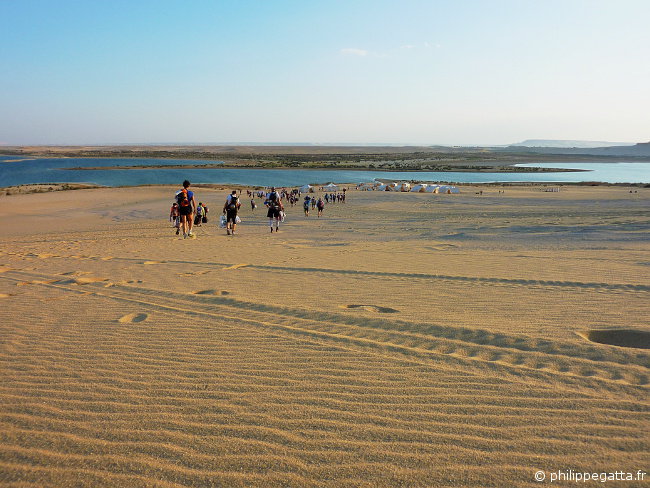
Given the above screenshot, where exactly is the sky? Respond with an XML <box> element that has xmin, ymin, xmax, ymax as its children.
<box><xmin>1</xmin><ymin>0</ymin><xmax>649</xmax><ymax>146</ymax></box>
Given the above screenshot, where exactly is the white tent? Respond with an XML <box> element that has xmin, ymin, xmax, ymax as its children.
<box><xmin>424</xmin><ymin>185</ymin><xmax>439</xmax><ymax>193</ymax></box>
<box><xmin>358</xmin><ymin>182</ymin><xmax>375</xmax><ymax>191</ymax></box>
<box><xmin>323</xmin><ymin>183</ymin><xmax>338</xmax><ymax>191</ymax></box>
<box><xmin>300</xmin><ymin>184</ymin><xmax>313</xmax><ymax>193</ymax></box>
<box><xmin>437</xmin><ymin>185</ymin><xmax>460</xmax><ymax>194</ymax></box>
<box><xmin>377</xmin><ymin>184</ymin><xmax>388</xmax><ymax>191</ymax></box>
<box><xmin>410</xmin><ymin>184</ymin><xmax>428</xmax><ymax>192</ymax></box>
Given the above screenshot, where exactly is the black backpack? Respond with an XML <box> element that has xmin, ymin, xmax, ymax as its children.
<box><xmin>228</xmin><ymin>196</ymin><xmax>238</xmax><ymax>210</ymax></box>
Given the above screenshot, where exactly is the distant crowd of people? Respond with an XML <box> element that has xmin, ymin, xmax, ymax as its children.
<box><xmin>170</xmin><ymin>180</ymin><xmax>348</xmax><ymax>238</ymax></box>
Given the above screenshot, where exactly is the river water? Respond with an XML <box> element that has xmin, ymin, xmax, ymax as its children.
<box><xmin>1</xmin><ymin>157</ymin><xmax>649</xmax><ymax>187</ymax></box>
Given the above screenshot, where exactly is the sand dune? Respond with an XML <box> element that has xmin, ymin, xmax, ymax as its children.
<box><xmin>0</xmin><ymin>185</ymin><xmax>648</xmax><ymax>486</ymax></box>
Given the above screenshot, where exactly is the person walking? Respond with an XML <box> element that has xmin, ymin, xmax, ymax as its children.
<box><xmin>169</xmin><ymin>202</ymin><xmax>180</xmax><ymax>235</ymax></box>
<box><xmin>266</xmin><ymin>187</ymin><xmax>284</xmax><ymax>233</ymax></box>
<box><xmin>303</xmin><ymin>195</ymin><xmax>311</xmax><ymax>217</ymax></box>
<box><xmin>176</xmin><ymin>180</ymin><xmax>197</xmax><ymax>238</ymax></box>
<box><xmin>194</xmin><ymin>202</ymin><xmax>204</xmax><ymax>227</ymax></box>
<box><xmin>223</xmin><ymin>190</ymin><xmax>241</xmax><ymax>235</ymax></box>
<box><xmin>201</xmin><ymin>204</ymin><xmax>209</xmax><ymax>224</ymax></box>
<box><xmin>316</xmin><ymin>197</ymin><xmax>325</xmax><ymax>217</ymax></box>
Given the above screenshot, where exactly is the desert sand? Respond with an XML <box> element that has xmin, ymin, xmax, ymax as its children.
<box><xmin>0</xmin><ymin>184</ymin><xmax>648</xmax><ymax>487</ymax></box>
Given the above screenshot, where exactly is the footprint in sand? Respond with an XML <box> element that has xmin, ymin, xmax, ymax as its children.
<box><xmin>178</xmin><ymin>270</ymin><xmax>212</xmax><ymax>277</ymax></box>
<box><xmin>192</xmin><ymin>289</ymin><xmax>230</xmax><ymax>296</ymax></box>
<box><xmin>118</xmin><ymin>313</ymin><xmax>148</xmax><ymax>323</ymax></box>
<box><xmin>105</xmin><ymin>279</ymin><xmax>143</xmax><ymax>288</ymax></box>
<box><xmin>340</xmin><ymin>304</ymin><xmax>399</xmax><ymax>314</ymax></box>
<box><xmin>17</xmin><ymin>279</ymin><xmax>55</xmax><ymax>286</ymax></box>
<box><xmin>0</xmin><ymin>293</ymin><xmax>14</xmax><ymax>298</ymax></box>
<box><xmin>577</xmin><ymin>329</ymin><xmax>650</xmax><ymax>349</ymax></box>
<box><xmin>425</xmin><ymin>244</ymin><xmax>457</xmax><ymax>251</ymax></box>
<box><xmin>54</xmin><ymin>276</ymin><xmax>108</xmax><ymax>285</ymax></box>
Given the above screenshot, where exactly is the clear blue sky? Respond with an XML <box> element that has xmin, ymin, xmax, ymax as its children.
<box><xmin>1</xmin><ymin>0</ymin><xmax>648</xmax><ymax>145</ymax></box>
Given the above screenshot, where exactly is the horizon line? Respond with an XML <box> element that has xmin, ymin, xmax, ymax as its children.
<box><xmin>0</xmin><ymin>140</ymin><xmax>642</xmax><ymax>148</ymax></box>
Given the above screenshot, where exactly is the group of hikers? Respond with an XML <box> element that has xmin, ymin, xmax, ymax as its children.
<box><xmin>302</xmin><ymin>195</ymin><xmax>325</xmax><ymax>217</ymax></box>
<box><xmin>170</xmin><ymin>181</ymin><xmax>335</xmax><ymax>237</ymax></box>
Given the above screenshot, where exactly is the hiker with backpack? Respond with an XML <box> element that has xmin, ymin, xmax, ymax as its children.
<box><xmin>303</xmin><ymin>195</ymin><xmax>311</xmax><ymax>217</ymax></box>
<box><xmin>169</xmin><ymin>202</ymin><xmax>180</xmax><ymax>235</ymax></box>
<box><xmin>223</xmin><ymin>190</ymin><xmax>241</xmax><ymax>235</ymax></box>
<box><xmin>201</xmin><ymin>204</ymin><xmax>209</xmax><ymax>224</ymax></box>
<box><xmin>175</xmin><ymin>180</ymin><xmax>197</xmax><ymax>238</ymax></box>
<box><xmin>316</xmin><ymin>197</ymin><xmax>325</xmax><ymax>217</ymax></box>
<box><xmin>266</xmin><ymin>187</ymin><xmax>284</xmax><ymax>233</ymax></box>
<box><xmin>194</xmin><ymin>203</ymin><xmax>204</xmax><ymax>227</ymax></box>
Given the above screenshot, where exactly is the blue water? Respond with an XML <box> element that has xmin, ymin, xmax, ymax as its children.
<box><xmin>1</xmin><ymin>157</ymin><xmax>649</xmax><ymax>187</ymax></box>
<box><xmin>514</xmin><ymin>162</ymin><xmax>650</xmax><ymax>183</ymax></box>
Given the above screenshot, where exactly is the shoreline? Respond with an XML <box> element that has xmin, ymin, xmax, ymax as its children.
<box><xmin>59</xmin><ymin>163</ymin><xmax>584</xmax><ymax>173</ymax></box>
<box><xmin>2</xmin><ymin>181</ymin><xmax>648</xmax><ymax>197</ymax></box>
<box><xmin>3</xmin><ymin>147</ymin><xmax>650</xmax><ymax>170</ymax></box>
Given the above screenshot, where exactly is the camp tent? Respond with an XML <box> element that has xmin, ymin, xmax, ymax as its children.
<box><xmin>376</xmin><ymin>184</ymin><xmax>388</xmax><ymax>191</ymax></box>
<box><xmin>424</xmin><ymin>185</ymin><xmax>439</xmax><ymax>193</ymax></box>
<box><xmin>300</xmin><ymin>184</ymin><xmax>313</xmax><ymax>193</ymax></box>
<box><xmin>398</xmin><ymin>182</ymin><xmax>411</xmax><ymax>192</ymax></box>
<box><xmin>410</xmin><ymin>184</ymin><xmax>428</xmax><ymax>192</ymax></box>
<box><xmin>358</xmin><ymin>183</ymin><xmax>375</xmax><ymax>191</ymax></box>
<box><xmin>323</xmin><ymin>183</ymin><xmax>339</xmax><ymax>191</ymax></box>
<box><xmin>437</xmin><ymin>185</ymin><xmax>460</xmax><ymax>194</ymax></box>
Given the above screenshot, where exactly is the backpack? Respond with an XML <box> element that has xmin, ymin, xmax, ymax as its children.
<box><xmin>176</xmin><ymin>189</ymin><xmax>189</xmax><ymax>207</ymax></box>
<box><xmin>268</xmin><ymin>192</ymin><xmax>279</xmax><ymax>207</ymax></box>
<box><xmin>228</xmin><ymin>196</ymin><xmax>238</xmax><ymax>210</ymax></box>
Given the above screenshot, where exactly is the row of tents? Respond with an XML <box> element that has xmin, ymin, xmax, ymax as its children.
<box><xmin>299</xmin><ymin>183</ymin><xmax>339</xmax><ymax>193</ymax></box>
<box><xmin>358</xmin><ymin>181</ymin><xmax>460</xmax><ymax>193</ymax></box>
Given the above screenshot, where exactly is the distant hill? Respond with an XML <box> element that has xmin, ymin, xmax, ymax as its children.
<box><xmin>505</xmin><ymin>142</ymin><xmax>650</xmax><ymax>157</ymax></box>
<box><xmin>510</xmin><ymin>139</ymin><xmax>635</xmax><ymax>148</ymax></box>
